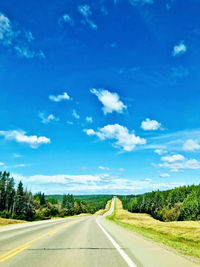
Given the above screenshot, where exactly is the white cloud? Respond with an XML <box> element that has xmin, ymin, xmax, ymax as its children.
<box><xmin>141</xmin><ymin>118</ymin><xmax>161</xmax><ymax>131</ymax></box>
<box><xmin>78</xmin><ymin>5</ymin><xmax>97</xmax><ymax>30</ymax></box>
<box><xmin>183</xmin><ymin>139</ymin><xmax>200</xmax><ymax>152</ymax></box>
<box><xmin>159</xmin><ymin>173</ymin><xmax>170</xmax><ymax>178</ymax></box>
<box><xmin>161</xmin><ymin>154</ymin><xmax>185</xmax><ymax>163</ymax></box>
<box><xmin>14</xmin><ymin>46</ymin><xmax>45</xmax><ymax>59</ymax></box>
<box><xmin>146</xmin><ymin>128</ymin><xmax>200</xmax><ymax>153</ymax></box>
<box><xmin>159</xmin><ymin>156</ymin><xmax>200</xmax><ymax>172</ymax></box>
<box><xmin>49</xmin><ymin>92</ymin><xmax>70</xmax><ymax>102</ymax></box>
<box><xmin>12</xmin><ymin>172</ymin><xmax>183</xmax><ymax>194</ymax></box>
<box><xmin>72</xmin><ymin>109</ymin><xmax>80</xmax><ymax>119</ymax></box>
<box><xmin>59</xmin><ymin>14</ymin><xmax>73</xmax><ymax>25</ymax></box>
<box><xmin>0</xmin><ymin>130</ymin><xmax>50</xmax><ymax>148</ymax></box>
<box><xmin>99</xmin><ymin>166</ymin><xmax>110</xmax><ymax>170</ymax></box>
<box><xmin>0</xmin><ymin>13</ymin><xmax>15</xmax><ymax>46</ymax></box>
<box><xmin>0</xmin><ymin>162</ymin><xmax>5</xmax><ymax>166</ymax></box>
<box><xmin>90</xmin><ymin>88</ymin><xmax>127</xmax><ymax>115</ymax></box>
<box><xmin>86</xmin><ymin>116</ymin><xmax>93</xmax><ymax>123</ymax></box>
<box><xmin>39</xmin><ymin>113</ymin><xmax>59</xmax><ymax>124</ymax></box>
<box><xmin>154</xmin><ymin>149</ymin><xmax>167</xmax><ymax>155</ymax></box>
<box><xmin>172</xmin><ymin>41</ymin><xmax>187</xmax><ymax>57</ymax></box>
<box><xmin>0</xmin><ymin>13</ymin><xmax>44</xmax><ymax>58</ymax></box>
<box><xmin>129</xmin><ymin>0</ymin><xmax>154</xmax><ymax>6</ymax></box>
<box><xmin>84</xmin><ymin>129</ymin><xmax>95</xmax><ymax>136</ymax></box>
<box><xmin>84</xmin><ymin>124</ymin><xmax>146</xmax><ymax>151</ymax></box>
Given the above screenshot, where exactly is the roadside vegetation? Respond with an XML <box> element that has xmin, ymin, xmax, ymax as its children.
<box><xmin>95</xmin><ymin>199</ymin><xmax>112</xmax><ymax>215</ymax></box>
<box><xmin>0</xmin><ymin>217</ymin><xmax>26</xmax><ymax>226</ymax></box>
<box><xmin>120</xmin><ymin>184</ymin><xmax>200</xmax><ymax>221</ymax></box>
<box><xmin>0</xmin><ymin>171</ymin><xmax>112</xmax><ymax>223</ymax></box>
<box><xmin>107</xmin><ymin>198</ymin><xmax>200</xmax><ymax>259</ymax></box>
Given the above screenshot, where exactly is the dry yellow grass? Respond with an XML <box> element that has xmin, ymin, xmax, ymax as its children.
<box><xmin>108</xmin><ymin>198</ymin><xmax>200</xmax><ymax>260</ymax></box>
<box><xmin>0</xmin><ymin>217</ymin><xmax>26</xmax><ymax>226</ymax></box>
<box><xmin>95</xmin><ymin>200</ymin><xmax>112</xmax><ymax>215</ymax></box>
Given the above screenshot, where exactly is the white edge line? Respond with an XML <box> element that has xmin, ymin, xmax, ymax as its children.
<box><xmin>96</xmin><ymin>217</ymin><xmax>137</xmax><ymax>267</ymax></box>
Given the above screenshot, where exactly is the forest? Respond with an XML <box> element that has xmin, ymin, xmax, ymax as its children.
<box><xmin>120</xmin><ymin>184</ymin><xmax>200</xmax><ymax>221</ymax></box>
<box><xmin>0</xmin><ymin>171</ymin><xmax>111</xmax><ymax>221</ymax></box>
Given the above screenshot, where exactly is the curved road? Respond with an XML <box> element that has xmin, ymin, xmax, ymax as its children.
<box><xmin>0</xmin><ymin>198</ymin><xmax>198</xmax><ymax>267</ymax></box>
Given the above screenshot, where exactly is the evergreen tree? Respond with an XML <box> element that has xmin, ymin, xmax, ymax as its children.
<box><xmin>14</xmin><ymin>181</ymin><xmax>25</xmax><ymax>217</ymax></box>
<box><xmin>5</xmin><ymin>176</ymin><xmax>15</xmax><ymax>213</ymax></box>
<box><xmin>0</xmin><ymin>172</ymin><xmax>7</xmax><ymax>211</ymax></box>
<box><xmin>23</xmin><ymin>191</ymin><xmax>35</xmax><ymax>220</ymax></box>
<box><xmin>179</xmin><ymin>191</ymin><xmax>199</xmax><ymax>220</ymax></box>
<box><xmin>61</xmin><ymin>194</ymin><xmax>67</xmax><ymax>209</ymax></box>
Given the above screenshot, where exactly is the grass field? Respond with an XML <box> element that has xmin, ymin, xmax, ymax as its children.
<box><xmin>0</xmin><ymin>218</ymin><xmax>26</xmax><ymax>226</ymax></box>
<box><xmin>95</xmin><ymin>199</ymin><xmax>112</xmax><ymax>215</ymax></box>
<box><xmin>107</xmin><ymin>198</ymin><xmax>200</xmax><ymax>260</ymax></box>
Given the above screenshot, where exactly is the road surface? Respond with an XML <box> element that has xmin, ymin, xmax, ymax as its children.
<box><xmin>0</xmin><ymin>198</ymin><xmax>198</xmax><ymax>267</ymax></box>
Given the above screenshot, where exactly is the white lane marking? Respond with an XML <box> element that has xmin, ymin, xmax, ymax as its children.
<box><xmin>96</xmin><ymin>218</ymin><xmax>137</xmax><ymax>267</ymax></box>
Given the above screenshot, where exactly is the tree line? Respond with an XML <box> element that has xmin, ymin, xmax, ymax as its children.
<box><xmin>120</xmin><ymin>184</ymin><xmax>200</xmax><ymax>221</ymax></box>
<box><xmin>0</xmin><ymin>171</ymin><xmax>110</xmax><ymax>221</ymax></box>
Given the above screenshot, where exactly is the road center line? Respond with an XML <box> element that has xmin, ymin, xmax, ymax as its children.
<box><xmin>96</xmin><ymin>218</ymin><xmax>137</xmax><ymax>267</ymax></box>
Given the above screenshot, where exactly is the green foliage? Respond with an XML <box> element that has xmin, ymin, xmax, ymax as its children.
<box><xmin>120</xmin><ymin>184</ymin><xmax>200</xmax><ymax>222</ymax></box>
<box><xmin>0</xmin><ymin>171</ymin><xmax>112</xmax><ymax>221</ymax></box>
<box><xmin>46</xmin><ymin>194</ymin><xmax>112</xmax><ymax>214</ymax></box>
<box><xmin>179</xmin><ymin>191</ymin><xmax>199</xmax><ymax>220</ymax></box>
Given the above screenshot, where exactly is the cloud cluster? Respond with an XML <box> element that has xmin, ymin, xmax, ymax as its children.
<box><xmin>90</xmin><ymin>88</ymin><xmax>127</xmax><ymax>115</ymax></box>
<box><xmin>161</xmin><ymin>154</ymin><xmax>185</xmax><ymax>163</ymax></box>
<box><xmin>13</xmin><ymin>172</ymin><xmax>183</xmax><ymax>194</ymax></box>
<box><xmin>141</xmin><ymin>118</ymin><xmax>161</xmax><ymax>131</ymax></box>
<box><xmin>72</xmin><ymin>109</ymin><xmax>80</xmax><ymax>119</ymax></box>
<box><xmin>183</xmin><ymin>139</ymin><xmax>200</xmax><ymax>152</ymax></box>
<box><xmin>0</xmin><ymin>130</ymin><xmax>50</xmax><ymax>148</ymax></box>
<box><xmin>86</xmin><ymin>116</ymin><xmax>93</xmax><ymax>123</ymax></box>
<box><xmin>0</xmin><ymin>12</ymin><xmax>44</xmax><ymax>58</ymax></box>
<box><xmin>49</xmin><ymin>92</ymin><xmax>70</xmax><ymax>102</ymax></box>
<box><xmin>78</xmin><ymin>5</ymin><xmax>97</xmax><ymax>30</ymax></box>
<box><xmin>172</xmin><ymin>41</ymin><xmax>187</xmax><ymax>57</ymax></box>
<box><xmin>14</xmin><ymin>46</ymin><xmax>45</xmax><ymax>59</ymax></box>
<box><xmin>84</xmin><ymin>124</ymin><xmax>146</xmax><ymax>151</ymax></box>
<box><xmin>39</xmin><ymin>113</ymin><xmax>59</xmax><ymax>124</ymax></box>
<box><xmin>159</xmin><ymin>154</ymin><xmax>200</xmax><ymax>172</ymax></box>
<box><xmin>154</xmin><ymin>149</ymin><xmax>167</xmax><ymax>155</ymax></box>
<box><xmin>99</xmin><ymin>166</ymin><xmax>110</xmax><ymax>170</ymax></box>
<box><xmin>59</xmin><ymin>14</ymin><xmax>73</xmax><ymax>26</ymax></box>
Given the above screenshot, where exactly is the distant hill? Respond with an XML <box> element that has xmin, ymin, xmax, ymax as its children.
<box><xmin>45</xmin><ymin>194</ymin><xmax>113</xmax><ymax>203</ymax></box>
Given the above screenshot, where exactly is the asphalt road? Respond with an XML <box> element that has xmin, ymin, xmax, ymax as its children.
<box><xmin>0</xmin><ymin>199</ymin><xmax>199</xmax><ymax>267</ymax></box>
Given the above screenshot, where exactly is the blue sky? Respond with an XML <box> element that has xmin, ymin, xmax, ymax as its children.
<box><xmin>0</xmin><ymin>0</ymin><xmax>200</xmax><ymax>194</ymax></box>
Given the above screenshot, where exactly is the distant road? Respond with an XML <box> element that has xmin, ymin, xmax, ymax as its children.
<box><xmin>0</xmin><ymin>198</ymin><xmax>198</xmax><ymax>267</ymax></box>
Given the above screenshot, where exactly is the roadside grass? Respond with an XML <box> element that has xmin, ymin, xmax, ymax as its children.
<box><xmin>107</xmin><ymin>198</ymin><xmax>200</xmax><ymax>260</ymax></box>
<box><xmin>95</xmin><ymin>200</ymin><xmax>112</xmax><ymax>215</ymax></box>
<box><xmin>0</xmin><ymin>217</ymin><xmax>26</xmax><ymax>226</ymax></box>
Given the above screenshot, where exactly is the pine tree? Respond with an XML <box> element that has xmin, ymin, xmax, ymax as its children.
<box><xmin>179</xmin><ymin>190</ymin><xmax>199</xmax><ymax>220</ymax></box>
<box><xmin>14</xmin><ymin>181</ymin><xmax>25</xmax><ymax>217</ymax></box>
<box><xmin>5</xmin><ymin>176</ymin><xmax>15</xmax><ymax>213</ymax></box>
<box><xmin>0</xmin><ymin>172</ymin><xmax>7</xmax><ymax>211</ymax></box>
<box><xmin>61</xmin><ymin>194</ymin><xmax>67</xmax><ymax>209</ymax></box>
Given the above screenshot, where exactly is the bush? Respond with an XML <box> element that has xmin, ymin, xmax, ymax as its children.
<box><xmin>0</xmin><ymin>210</ymin><xmax>11</xmax><ymax>218</ymax></box>
<box><xmin>161</xmin><ymin>203</ymin><xmax>182</xmax><ymax>221</ymax></box>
